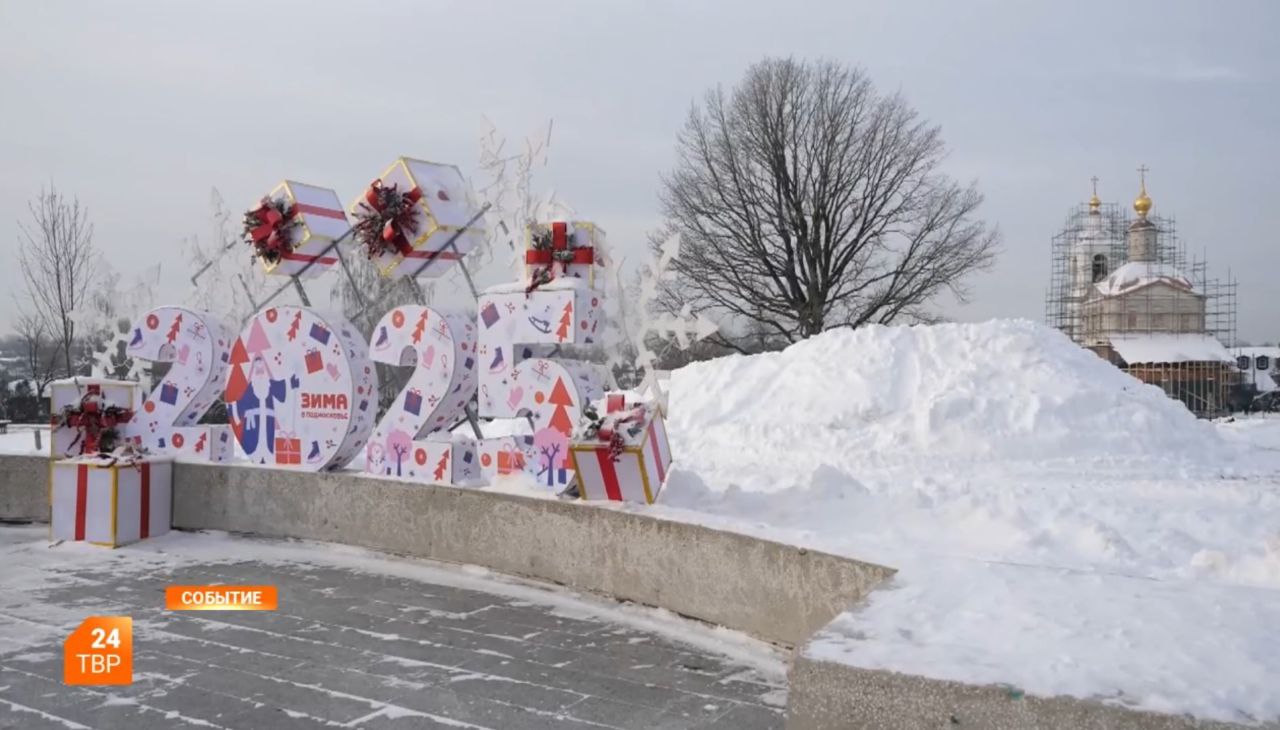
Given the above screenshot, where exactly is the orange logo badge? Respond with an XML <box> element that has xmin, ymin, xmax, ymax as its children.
<box><xmin>165</xmin><ymin>585</ymin><xmax>278</xmax><ymax>611</ymax></box>
<box><xmin>64</xmin><ymin>616</ymin><xmax>132</xmax><ymax>685</ymax></box>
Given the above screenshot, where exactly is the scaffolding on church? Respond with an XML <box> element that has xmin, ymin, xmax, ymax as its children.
<box><xmin>1044</xmin><ymin>200</ymin><xmax>1240</xmax><ymax>418</ymax></box>
<box><xmin>1044</xmin><ymin>202</ymin><xmax>1127</xmax><ymax>342</ymax></box>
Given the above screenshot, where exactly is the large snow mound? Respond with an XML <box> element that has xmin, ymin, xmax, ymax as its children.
<box><xmin>651</xmin><ymin>320</ymin><xmax>1280</xmax><ymax>722</ymax></box>
<box><xmin>668</xmin><ymin>319</ymin><xmax>1221</xmax><ymax>470</ymax></box>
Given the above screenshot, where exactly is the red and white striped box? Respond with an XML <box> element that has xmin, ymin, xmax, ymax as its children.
<box><xmin>570</xmin><ymin>398</ymin><xmax>672</xmax><ymax>505</ymax></box>
<box><xmin>49</xmin><ymin>378</ymin><xmax>140</xmax><ymax>458</ymax></box>
<box><xmin>259</xmin><ymin>181</ymin><xmax>349</xmax><ymax>279</ymax></box>
<box><xmin>50</xmin><ymin>456</ymin><xmax>173</xmax><ymax>548</ymax></box>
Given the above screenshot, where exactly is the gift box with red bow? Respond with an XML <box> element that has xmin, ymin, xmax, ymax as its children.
<box><xmin>49</xmin><ymin>378</ymin><xmax>140</xmax><ymax>459</ymax></box>
<box><xmin>570</xmin><ymin>394</ymin><xmax>672</xmax><ymax>504</ymax></box>
<box><xmin>350</xmin><ymin>157</ymin><xmax>486</xmax><ymax>279</ymax></box>
<box><xmin>524</xmin><ymin>221</ymin><xmax>605</xmax><ymax>290</ymax></box>
<box><xmin>248</xmin><ymin>181</ymin><xmax>349</xmax><ymax>280</ymax></box>
<box><xmin>50</xmin><ymin>455</ymin><xmax>173</xmax><ymax>548</ymax></box>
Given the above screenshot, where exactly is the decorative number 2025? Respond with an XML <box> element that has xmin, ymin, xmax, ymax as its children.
<box><xmin>123</xmin><ymin>283</ymin><xmax>605</xmax><ymax>489</ymax></box>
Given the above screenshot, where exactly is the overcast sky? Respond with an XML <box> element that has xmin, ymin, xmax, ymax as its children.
<box><xmin>1</xmin><ymin>0</ymin><xmax>1276</xmax><ymax>342</ymax></box>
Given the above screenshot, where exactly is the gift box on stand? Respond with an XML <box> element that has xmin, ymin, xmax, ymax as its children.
<box><xmin>524</xmin><ymin>221</ymin><xmax>605</xmax><ymax>289</ymax></box>
<box><xmin>570</xmin><ymin>395</ymin><xmax>672</xmax><ymax>505</ymax></box>
<box><xmin>252</xmin><ymin>181</ymin><xmax>349</xmax><ymax>280</ymax></box>
<box><xmin>50</xmin><ymin>456</ymin><xmax>173</xmax><ymax>547</ymax></box>
<box><xmin>351</xmin><ymin>157</ymin><xmax>486</xmax><ymax>279</ymax></box>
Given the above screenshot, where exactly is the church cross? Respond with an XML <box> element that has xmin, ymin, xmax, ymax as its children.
<box><xmin>1091</xmin><ymin>176</ymin><xmax>1099</xmax><ymax>196</ymax></box>
<box><xmin>1137</xmin><ymin>165</ymin><xmax>1149</xmax><ymax>188</ymax></box>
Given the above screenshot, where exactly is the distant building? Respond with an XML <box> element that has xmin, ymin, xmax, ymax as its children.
<box><xmin>1234</xmin><ymin>347</ymin><xmax>1279</xmax><ymax>395</ymax></box>
<box><xmin>1046</xmin><ymin>171</ymin><xmax>1239</xmax><ymax>417</ymax></box>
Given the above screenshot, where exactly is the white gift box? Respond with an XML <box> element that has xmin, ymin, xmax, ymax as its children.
<box><xmin>50</xmin><ymin>456</ymin><xmax>173</xmax><ymax>547</ymax></box>
<box><xmin>49</xmin><ymin>378</ymin><xmax>141</xmax><ymax>458</ymax></box>
<box><xmin>524</xmin><ymin>221</ymin><xmax>605</xmax><ymax>289</ymax></box>
<box><xmin>570</xmin><ymin>397</ymin><xmax>672</xmax><ymax>505</ymax></box>
<box><xmin>256</xmin><ymin>181</ymin><xmax>349</xmax><ymax>279</ymax></box>
<box><xmin>352</xmin><ymin>157</ymin><xmax>485</xmax><ymax>279</ymax></box>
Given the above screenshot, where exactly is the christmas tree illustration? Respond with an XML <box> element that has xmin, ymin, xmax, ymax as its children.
<box><xmin>556</xmin><ymin>301</ymin><xmax>573</xmax><ymax>342</ymax></box>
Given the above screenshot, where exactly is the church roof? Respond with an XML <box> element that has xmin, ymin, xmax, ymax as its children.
<box><xmin>1109</xmin><ymin>333</ymin><xmax>1233</xmax><ymax>365</ymax></box>
<box><xmin>1094</xmin><ymin>261</ymin><xmax>1198</xmax><ymax>298</ymax></box>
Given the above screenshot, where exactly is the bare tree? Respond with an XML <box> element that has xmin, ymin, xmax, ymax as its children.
<box><xmin>656</xmin><ymin>58</ymin><xmax>998</xmax><ymax>350</ymax></box>
<box><xmin>17</xmin><ymin>187</ymin><xmax>98</xmax><ymax>375</ymax></box>
<box><xmin>14</xmin><ymin>310</ymin><xmax>60</xmax><ymax>401</ymax></box>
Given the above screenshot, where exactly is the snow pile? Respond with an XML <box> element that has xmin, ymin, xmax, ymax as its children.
<box><xmin>668</xmin><ymin>319</ymin><xmax>1222</xmax><ymax>474</ymax></box>
<box><xmin>647</xmin><ymin>319</ymin><xmax>1280</xmax><ymax>723</ymax></box>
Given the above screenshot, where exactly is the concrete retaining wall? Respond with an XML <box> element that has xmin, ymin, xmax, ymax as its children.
<box><xmin>787</xmin><ymin>654</ymin><xmax>1271</xmax><ymax>730</ymax></box>
<box><xmin>167</xmin><ymin>463</ymin><xmax>892</xmax><ymax>646</ymax></box>
<box><xmin>4</xmin><ymin>454</ymin><xmax>895</xmax><ymax>644</ymax></box>
<box><xmin>0</xmin><ymin>454</ymin><xmax>47</xmax><ymax>522</ymax></box>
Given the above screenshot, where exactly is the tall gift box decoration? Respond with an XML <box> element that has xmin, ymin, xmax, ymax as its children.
<box><xmin>525</xmin><ymin>221</ymin><xmax>605</xmax><ymax>291</ymax></box>
<box><xmin>49</xmin><ymin>378</ymin><xmax>140</xmax><ymax>458</ymax></box>
<box><xmin>476</xmin><ymin>278</ymin><xmax>607</xmax><ymax>488</ymax></box>
<box><xmin>50</xmin><ymin>455</ymin><xmax>173</xmax><ymax>547</ymax></box>
<box><xmin>570</xmin><ymin>394</ymin><xmax>672</xmax><ymax>504</ymax></box>
<box><xmin>350</xmin><ymin>158</ymin><xmax>486</xmax><ymax>279</ymax></box>
<box><xmin>244</xmin><ymin>181</ymin><xmax>349</xmax><ymax>279</ymax></box>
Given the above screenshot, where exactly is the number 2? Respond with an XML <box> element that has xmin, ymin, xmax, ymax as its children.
<box><xmin>124</xmin><ymin>306</ymin><xmax>232</xmax><ymax>458</ymax></box>
<box><xmin>363</xmin><ymin>306</ymin><xmax>478</xmax><ymax>483</ymax></box>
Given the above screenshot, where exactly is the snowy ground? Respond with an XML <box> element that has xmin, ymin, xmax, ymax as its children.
<box><xmin>0</xmin><ymin>425</ymin><xmax>47</xmax><ymax>456</ymax></box>
<box><xmin>11</xmin><ymin>320</ymin><xmax>1280</xmax><ymax>723</ymax></box>
<box><xmin>631</xmin><ymin>321</ymin><xmax>1280</xmax><ymax>725</ymax></box>
<box><xmin>0</xmin><ymin>525</ymin><xmax>786</xmax><ymax>730</ymax></box>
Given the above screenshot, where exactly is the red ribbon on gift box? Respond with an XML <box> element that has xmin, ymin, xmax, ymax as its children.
<box><xmin>59</xmin><ymin>389</ymin><xmax>134</xmax><ymax>456</ymax></box>
<box><xmin>71</xmin><ymin>460</ymin><xmax>154</xmax><ymax>541</ymax></box>
<box><xmin>596</xmin><ymin>397</ymin><xmax>646</xmax><ymax>461</ymax></box>
<box><xmin>525</xmin><ymin>222</ymin><xmax>595</xmax><ymax>292</ymax></box>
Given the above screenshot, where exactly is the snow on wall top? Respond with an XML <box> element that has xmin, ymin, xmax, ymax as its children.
<box><xmin>667</xmin><ymin>318</ymin><xmax>1221</xmax><ymax>471</ymax></box>
<box><xmin>1093</xmin><ymin>261</ymin><xmax>1197</xmax><ymax>297</ymax></box>
<box><xmin>1109</xmin><ymin>333</ymin><xmax>1233</xmax><ymax>365</ymax></box>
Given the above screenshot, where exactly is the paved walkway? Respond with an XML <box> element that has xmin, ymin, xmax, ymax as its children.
<box><xmin>0</xmin><ymin>525</ymin><xmax>786</xmax><ymax>729</ymax></box>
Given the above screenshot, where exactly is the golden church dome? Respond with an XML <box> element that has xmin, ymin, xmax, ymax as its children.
<box><xmin>1133</xmin><ymin>165</ymin><xmax>1152</xmax><ymax>218</ymax></box>
<box><xmin>1133</xmin><ymin>189</ymin><xmax>1152</xmax><ymax>217</ymax></box>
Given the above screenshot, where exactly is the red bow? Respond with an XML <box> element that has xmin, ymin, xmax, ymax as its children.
<box><xmin>59</xmin><ymin>392</ymin><xmax>134</xmax><ymax>456</ymax></box>
<box><xmin>360</xmin><ymin>179</ymin><xmax>423</xmax><ymax>257</ymax></box>
<box><xmin>526</xmin><ymin>222</ymin><xmax>595</xmax><ymax>292</ymax></box>
<box><xmin>246</xmin><ymin>197</ymin><xmax>299</xmax><ymax>260</ymax></box>
<box><xmin>597</xmin><ymin>398</ymin><xmax>646</xmax><ymax>447</ymax></box>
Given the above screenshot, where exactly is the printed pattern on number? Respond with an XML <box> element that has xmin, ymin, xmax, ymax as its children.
<box><xmin>476</xmin><ymin>282</ymin><xmax>606</xmax><ymax>488</ymax></box>
<box><xmin>364</xmin><ymin>306</ymin><xmax>478</xmax><ymax>481</ymax></box>
<box><xmin>124</xmin><ymin>307</ymin><xmax>232</xmax><ymax>458</ymax></box>
<box><xmin>225</xmin><ymin>306</ymin><xmax>378</xmax><ymax>471</ymax></box>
